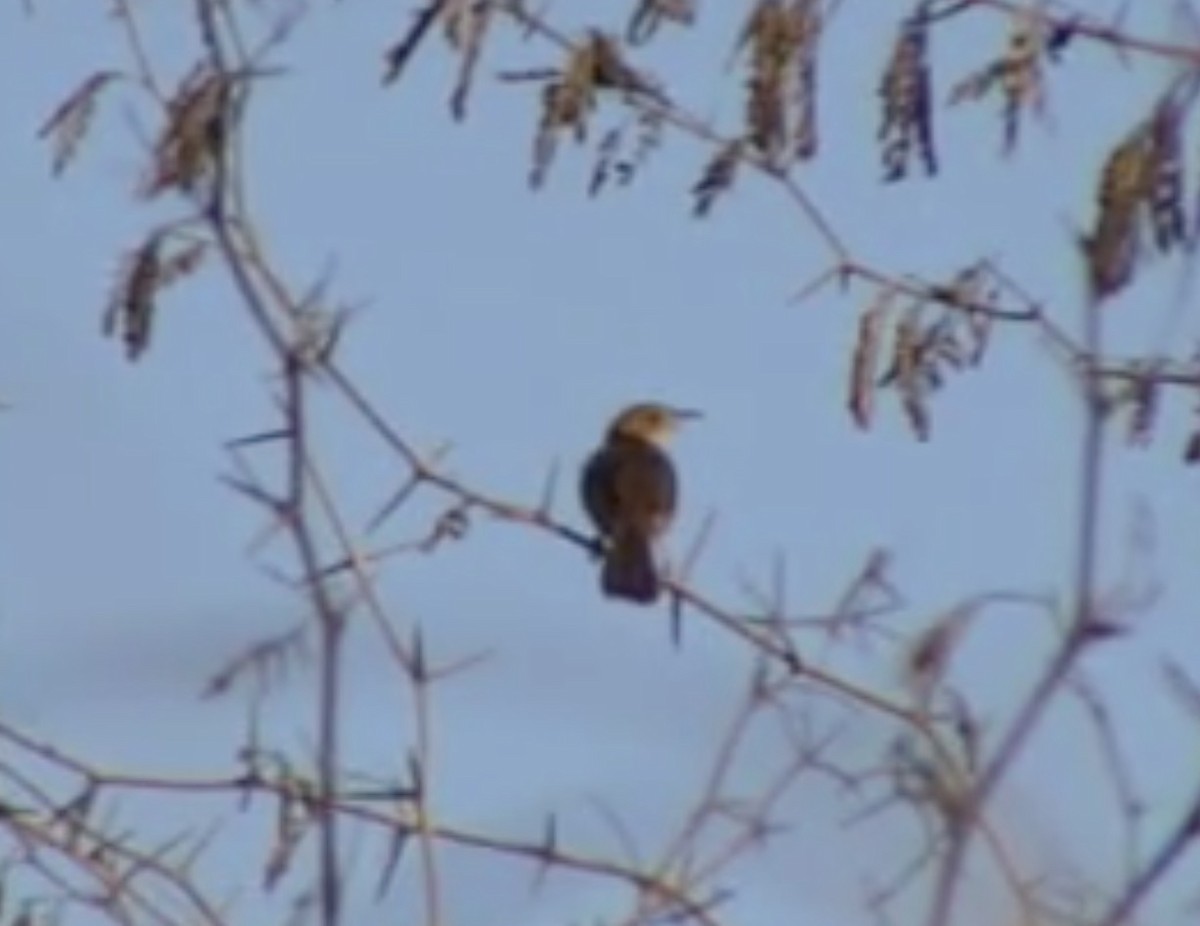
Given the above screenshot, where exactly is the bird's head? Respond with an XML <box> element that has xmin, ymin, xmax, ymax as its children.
<box><xmin>607</xmin><ymin>402</ymin><xmax>701</xmax><ymax>446</ymax></box>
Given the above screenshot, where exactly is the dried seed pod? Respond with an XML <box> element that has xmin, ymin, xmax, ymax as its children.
<box><xmin>891</xmin><ymin>306</ymin><xmax>932</xmax><ymax>440</ymax></box>
<box><xmin>104</xmin><ymin>233</ymin><xmax>164</xmax><ymax>362</ymax></box>
<box><xmin>929</xmin><ymin>318</ymin><xmax>965</xmax><ymax>370</ymax></box>
<box><xmin>627</xmin><ymin>0</ymin><xmax>696</xmax><ymax>45</ymax></box>
<box><xmin>741</xmin><ymin>1</ymin><xmax>792</xmax><ymax>159</ymax></box>
<box><xmin>1147</xmin><ymin>98</ymin><xmax>1186</xmax><ymax>252</ymax></box>
<box><xmin>1128</xmin><ymin>385</ymin><xmax>1158</xmax><ymax>447</ymax></box>
<box><xmin>791</xmin><ymin>0</ymin><xmax>821</xmax><ymax>161</ymax></box>
<box><xmin>447</xmin><ymin>0</ymin><xmax>491</xmax><ymax>120</ymax></box>
<box><xmin>590</xmin><ymin>31</ymin><xmax>654</xmax><ymax>96</ymax></box>
<box><xmin>37</xmin><ymin>71</ymin><xmax>119</xmax><ymax>177</ymax></box>
<box><xmin>878</xmin><ymin>3</ymin><xmax>937</xmax><ymax>182</ymax></box>
<box><xmin>1044</xmin><ymin>17</ymin><xmax>1080</xmax><ymax>61</ymax></box>
<box><xmin>143</xmin><ymin>67</ymin><xmax>231</xmax><ymax>198</ymax></box>
<box><xmin>529</xmin><ymin>32</ymin><xmax>659</xmax><ymax>190</ymax></box>
<box><xmin>103</xmin><ymin>231</ymin><xmax>207</xmax><ymax>362</ymax></box>
<box><xmin>692</xmin><ymin>140</ymin><xmax>743</xmax><ymax>216</ymax></box>
<box><xmin>736</xmin><ymin>0</ymin><xmax>821</xmax><ymax>167</ymax></box>
<box><xmin>554</xmin><ymin>40</ymin><xmax>600</xmax><ymax>138</ymax></box>
<box><xmin>264</xmin><ymin>781</ymin><xmax>310</xmax><ymax>890</ymax></box>
<box><xmin>619</xmin><ymin>109</ymin><xmax>664</xmax><ymax>185</ymax></box>
<box><xmin>936</xmin><ymin>264</ymin><xmax>994</xmax><ymax>366</ymax></box>
<box><xmin>905</xmin><ymin>606</ymin><xmax>973</xmax><ymax>708</ymax></box>
<box><xmin>965</xmin><ymin>304</ymin><xmax>992</xmax><ymax>366</ymax></box>
<box><xmin>848</xmin><ymin>288</ymin><xmax>897</xmax><ymax>430</ymax></box>
<box><xmin>530</xmin><ymin>42</ymin><xmax>598</xmax><ymax>188</ymax></box>
<box><xmin>1082</xmin><ymin>124</ymin><xmax>1153</xmax><ymax>301</ymax></box>
<box><xmin>1081</xmin><ymin>81</ymin><xmax>1196</xmax><ymax>300</ymax></box>
<box><xmin>947</xmin><ymin>10</ymin><xmax>1048</xmax><ymax>155</ymax></box>
<box><xmin>590</xmin><ymin>126</ymin><xmax>623</xmax><ymax>197</ymax></box>
<box><xmin>597</xmin><ymin>109</ymin><xmax>664</xmax><ymax>195</ymax></box>
<box><xmin>996</xmin><ymin>11</ymin><xmax>1044</xmax><ymax>154</ymax></box>
<box><xmin>383</xmin><ymin>0</ymin><xmax>446</xmax><ymax>86</ymax></box>
<box><xmin>948</xmin><ymin>65</ymin><xmax>1000</xmax><ymax>108</ymax></box>
<box><xmin>589</xmin><ymin>115</ymin><xmax>663</xmax><ymax>197</ymax></box>
<box><xmin>1124</xmin><ymin>372</ymin><xmax>1159</xmax><ymax>447</ymax></box>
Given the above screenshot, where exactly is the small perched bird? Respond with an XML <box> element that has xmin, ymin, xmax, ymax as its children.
<box><xmin>580</xmin><ymin>402</ymin><xmax>699</xmax><ymax>604</ymax></box>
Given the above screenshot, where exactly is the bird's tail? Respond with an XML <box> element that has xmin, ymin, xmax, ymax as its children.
<box><xmin>601</xmin><ymin>526</ymin><xmax>659</xmax><ymax>604</ymax></box>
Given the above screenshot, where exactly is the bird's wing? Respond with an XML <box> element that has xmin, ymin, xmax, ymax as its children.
<box><xmin>581</xmin><ymin>445</ymin><xmax>620</xmax><ymax>535</ymax></box>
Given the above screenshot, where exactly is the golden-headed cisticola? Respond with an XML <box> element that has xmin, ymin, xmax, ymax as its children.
<box><xmin>580</xmin><ymin>402</ymin><xmax>700</xmax><ymax>604</ymax></box>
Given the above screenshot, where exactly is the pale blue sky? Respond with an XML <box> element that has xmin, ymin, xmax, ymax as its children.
<box><xmin>2</xmin><ymin>2</ymin><xmax>1200</xmax><ymax>925</ymax></box>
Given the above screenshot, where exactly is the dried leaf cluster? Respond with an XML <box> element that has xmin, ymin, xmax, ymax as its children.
<box><xmin>1113</xmin><ymin>357</ymin><xmax>1200</xmax><ymax>465</ymax></box>
<box><xmin>383</xmin><ymin>0</ymin><xmax>493</xmax><ymax>120</ymax></box>
<box><xmin>36</xmin><ymin>70</ymin><xmax>120</xmax><ymax>177</ymax></box>
<box><xmin>263</xmin><ymin>776</ymin><xmax>316</xmax><ymax>890</ymax></box>
<box><xmin>141</xmin><ymin>65</ymin><xmax>233</xmax><ymax>199</ymax></box>
<box><xmin>733</xmin><ymin>0</ymin><xmax>822</xmax><ymax>168</ymax></box>
<box><xmin>848</xmin><ymin>264</ymin><xmax>995</xmax><ymax>440</ymax></box>
<box><xmin>104</xmin><ymin>229</ymin><xmax>207</xmax><ymax>362</ymax></box>
<box><xmin>904</xmin><ymin>604</ymin><xmax>976</xmax><ymax>710</ymax></box>
<box><xmin>877</xmin><ymin>5</ymin><xmax>937</xmax><ymax>182</ymax></box>
<box><xmin>691</xmin><ymin>141</ymin><xmax>744</xmax><ymax>217</ymax></box>
<box><xmin>947</xmin><ymin>10</ymin><xmax>1049</xmax><ymax>156</ymax></box>
<box><xmin>34</xmin><ymin>1</ymin><xmax>1200</xmax><ymax>465</ymax></box>
<box><xmin>529</xmin><ymin>31</ymin><xmax>660</xmax><ymax>189</ymax></box>
<box><xmin>1111</xmin><ymin>365</ymin><xmax>1161</xmax><ymax>449</ymax></box>
<box><xmin>626</xmin><ymin>0</ymin><xmax>697</xmax><ymax>46</ymax></box>
<box><xmin>880</xmin><ymin>7</ymin><xmax>1074</xmax><ymax>177</ymax></box>
<box><xmin>1081</xmin><ymin>85</ymin><xmax>1192</xmax><ymax>302</ymax></box>
<box><xmin>589</xmin><ymin>110</ymin><xmax>665</xmax><ymax>197</ymax></box>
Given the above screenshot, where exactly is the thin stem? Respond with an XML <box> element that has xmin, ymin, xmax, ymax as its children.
<box><xmin>927</xmin><ymin>299</ymin><xmax>1106</xmax><ymax>926</ymax></box>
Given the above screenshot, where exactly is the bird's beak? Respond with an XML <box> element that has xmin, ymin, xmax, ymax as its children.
<box><xmin>670</xmin><ymin>407</ymin><xmax>703</xmax><ymax>423</ymax></box>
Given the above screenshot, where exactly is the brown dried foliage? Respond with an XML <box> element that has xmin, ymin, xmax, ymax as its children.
<box><xmin>948</xmin><ymin>10</ymin><xmax>1046</xmax><ymax>155</ymax></box>
<box><xmin>891</xmin><ymin>306</ymin><xmax>931</xmax><ymax>440</ymax></box>
<box><xmin>382</xmin><ymin>0</ymin><xmax>446</xmax><ymax>86</ymax></box>
<box><xmin>446</xmin><ymin>0</ymin><xmax>492</xmax><ymax>120</ymax></box>
<box><xmin>530</xmin><ymin>31</ymin><xmax>657</xmax><ymax>189</ymax></box>
<box><xmin>37</xmin><ymin>70</ymin><xmax>120</xmax><ymax>177</ymax></box>
<box><xmin>382</xmin><ymin>0</ymin><xmax>494</xmax><ymax>118</ymax></box>
<box><xmin>142</xmin><ymin>66</ymin><xmax>232</xmax><ymax>199</ymax></box>
<box><xmin>904</xmin><ymin>606</ymin><xmax>974</xmax><ymax>709</ymax></box>
<box><xmin>861</xmin><ymin>264</ymin><xmax>995</xmax><ymax>440</ymax></box>
<box><xmin>848</xmin><ymin>287</ymin><xmax>897</xmax><ymax>431</ymax></box>
<box><xmin>1121</xmin><ymin>371</ymin><xmax>1160</xmax><ymax>447</ymax></box>
<box><xmin>734</xmin><ymin>0</ymin><xmax>821</xmax><ymax>167</ymax></box>
<box><xmin>1082</xmin><ymin>88</ymin><xmax>1190</xmax><ymax>302</ymax></box>
<box><xmin>1147</xmin><ymin>95</ymin><xmax>1188</xmax><ymax>252</ymax></box>
<box><xmin>104</xmin><ymin>231</ymin><xmax>207</xmax><ymax>362</ymax></box>
<box><xmin>626</xmin><ymin>0</ymin><xmax>697</xmax><ymax>46</ymax></box>
<box><xmin>263</xmin><ymin>778</ymin><xmax>314</xmax><ymax>890</ymax></box>
<box><xmin>691</xmin><ymin>140</ymin><xmax>743</xmax><ymax>217</ymax></box>
<box><xmin>589</xmin><ymin>110</ymin><xmax>664</xmax><ymax>196</ymax></box>
<box><xmin>878</xmin><ymin>3</ymin><xmax>937</xmax><ymax>182</ymax></box>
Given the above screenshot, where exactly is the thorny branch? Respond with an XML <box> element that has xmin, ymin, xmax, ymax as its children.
<box><xmin>12</xmin><ymin>1</ymin><xmax>1200</xmax><ymax>925</ymax></box>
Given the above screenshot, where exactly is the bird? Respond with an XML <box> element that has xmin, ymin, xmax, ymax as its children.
<box><xmin>580</xmin><ymin>402</ymin><xmax>699</xmax><ymax>604</ymax></box>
